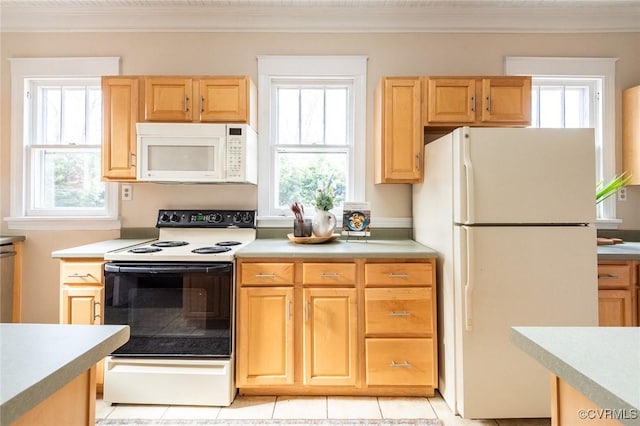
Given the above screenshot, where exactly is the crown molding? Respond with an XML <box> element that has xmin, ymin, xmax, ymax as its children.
<box><xmin>1</xmin><ymin>1</ymin><xmax>640</xmax><ymax>33</ymax></box>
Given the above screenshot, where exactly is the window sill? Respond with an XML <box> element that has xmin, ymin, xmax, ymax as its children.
<box><xmin>5</xmin><ymin>216</ymin><xmax>121</xmax><ymax>231</ymax></box>
<box><xmin>596</xmin><ymin>218</ymin><xmax>622</xmax><ymax>230</ymax></box>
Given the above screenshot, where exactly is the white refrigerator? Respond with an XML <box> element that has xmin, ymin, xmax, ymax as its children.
<box><xmin>413</xmin><ymin>127</ymin><xmax>599</xmax><ymax>419</ymax></box>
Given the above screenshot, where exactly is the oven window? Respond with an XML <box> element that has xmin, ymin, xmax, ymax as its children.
<box><xmin>104</xmin><ymin>263</ymin><xmax>232</xmax><ymax>358</ymax></box>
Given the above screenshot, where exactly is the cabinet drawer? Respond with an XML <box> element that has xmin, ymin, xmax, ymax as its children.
<box><xmin>365</xmin><ymin>338</ymin><xmax>434</xmax><ymax>386</ymax></box>
<box><xmin>60</xmin><ymin>262</ymin><xmax>103</xmax><ymax>285</ymax></box>
<box><xmin>240</xmin><ymin>263</ymin><xmax>294</xmax><ymax>286</ymax></box>
<box><xmin>597</xmin><ymin>263</ymin><xmax>633</xmax><ymax>289</ymax></box>
<box><xmin>365</xmin><ymin>288</ymin><xmax>433</xmax><ymax>336</ymax></box>
<box><xmin>365</xmin><ymin>263</ymin><xmax>432</xmax><ymax>286</ymax></box>
<box><xmin>302</xmin><ymin>263</ymin><xmax>356</xmax><ymax>286</ymax></box>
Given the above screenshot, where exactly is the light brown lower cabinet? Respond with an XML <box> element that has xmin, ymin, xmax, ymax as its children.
<box><xmin>59</xmin><ymin>259</ymin><xmax>106</xmax><ymax>392</ymax></box>
<box><xmin>597</xmin><ymin>260</ymin><xmax>638</xmax><ymax>327</ymax></box>
<box><xmin>550</xmin><ymin>374</ymin><xmax>623</xmax><ymax>425</ymax></box>
<box><xmin>236</xmin><ymin>258</ymin><xmax>437</xmax><ymax>396</ymax></box>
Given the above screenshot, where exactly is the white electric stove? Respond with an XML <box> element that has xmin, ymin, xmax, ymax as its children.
<box><xmin>102</xmin><ymin>209</ymin><xmax>255</xmax><ymax>407</ymax></box>
<box><xmin>105</xmin><ymin>209</ymin><xmax>256</xmax><ymax>263</ymax></box>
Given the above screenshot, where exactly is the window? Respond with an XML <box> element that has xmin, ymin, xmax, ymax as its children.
<box><xmin>257</xmin><ymin>56</ymin><xmax>367</xmax><ymax>224</ymax></box>
<box><xmin>8</xmin><ymin>57</ymin><xmax>120</xmax><ymax>230</ymax></box>
<box><xmin>505</xmin><ymin>57</ymin><xmax>618</xmax><ymax>226</ymax></box>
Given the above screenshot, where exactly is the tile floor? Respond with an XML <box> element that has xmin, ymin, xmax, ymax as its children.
<box><xmin>96</xmin><ymin>392</ymin><xmax>551</xmax><ymax>426</ymax></box>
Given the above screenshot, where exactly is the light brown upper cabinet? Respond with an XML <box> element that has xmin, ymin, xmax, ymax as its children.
<box><xmin>423</xmin><ymin>76</ymin><xmax>531</xmax><ymax>127</ymax></box>
<box><xmin>102</xmin><ymin>76</ymin><xmax>139</xmax><ymax>181</ymax></box>
<box><xmin>374</xmin><ymin>77</ymin><xmax>423</xmax><ymax>184</ymax></box>
<box><xmin>143</xmin><ymin>76</ymin><xmax>256</xmax><ymax>126</ymax></box>
<box><xmin>622</xmin><ymin>85</ymin><xmax>640</xmax><ymax>185</ymax></box>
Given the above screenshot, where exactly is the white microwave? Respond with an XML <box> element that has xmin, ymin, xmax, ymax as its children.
<box><xmin>136</xmin><ymin>123</ymin><xmax>257</xmax><ymax>184</ymax></box>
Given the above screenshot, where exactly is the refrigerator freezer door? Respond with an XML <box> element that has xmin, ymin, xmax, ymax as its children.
<box><xmin>453</xmin><ymin>225</ymin><xmax>598</xmax><ymax>419</ymax></box>
<box><xmin>452</xmin><ymin>127</ymin><xmax>596</xmax><ymax>225</ymax></box>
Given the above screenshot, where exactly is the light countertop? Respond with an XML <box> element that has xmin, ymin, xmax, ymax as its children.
<box><xmin>0</xmin><ymin>236</ymin><xmax>25</xmax><ymax>245</ymax></box>
<box><xmin>597</xmin><ymin>242</ymin><xmax>640</xmax><ymax>260</ymax></box>
<box><xmin>511</xmin><ymin>327</ymin><xmax>640</xmax><ymax>425</ymax></box>
<box><xmin>237</xmin><ymin>238</ymin><xmax>437</xmax><ymax>258</ymax></box>
<box><xmin>0</xmin><ymin>323</ymin><xmax>130</xmax><ymax>425</ymax></box>
<box><xmin>51</xmin><ymin>238</ymin><xmax>154</xmax><ymax>258</ymax></box>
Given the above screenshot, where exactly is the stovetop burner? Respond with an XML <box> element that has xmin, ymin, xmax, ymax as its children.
<box><xmin>215</xmin><ymin>241</ymin><xmax>241</xmax><ymax>247</ymax></box>
<box><xmin>151</xmin><ymin>240</ymin><xmax>189</xmax><ymax>248</ymax></box>
<box><xmin>191</xmin><ymin>246</ymin><xmax>232</xmax><ymax>254</ymax></box>
<box><xmin>129</xmin><ymin>247</ymin><xmax>162</xmax><ymax>254</ymax></box>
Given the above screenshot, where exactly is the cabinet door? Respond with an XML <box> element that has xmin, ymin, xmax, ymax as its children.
<box><xmin>236</xmin><ymin>287</ymin><xmax>294</xmax><ymax>386</ymax></box>
<box><xmin>60</xmin><ymin>286</ymin><xmax>103</xmax><ymax>325</ymax></box>
<box><xmin>424</xmin><ymin>78</ymin><xmax>476</xmax><ymax>124</ymax></box>
<box><xmin>303</xmin><ymin>288</ymin><xmax>357</xmax><ymax>386</ymax></box>
<box><xmin>480</xmin><ymin>77</ymin><xmax>531</xmax><ymax>124</ymax></box>
<box><xmin>622</xmin><ymin>85</ymin><xmax>640</xmax><ymax>185</ymax></box>
<box><xmin>199</xmin><ymin>77</ymin><xmax>248</xmax><ymax>122</ymax></box>
<box><xmin>102</xmin><ymin>77</ymin><xmax>138</xmax><ymax>180</ymax></box>
<box><xmin>598</xmin><ymin>289</ymin><xmax>634</xmax><ymax>326</ymax></box>
<box><xmin>144</xmin><ymin>77</ymin><xmax>193</xmax><ymax>121</ymax></box>
<box><xmin>374</xmin><ymin>77</ymin><xmax>423</xmax><ymax>183</ymax></box>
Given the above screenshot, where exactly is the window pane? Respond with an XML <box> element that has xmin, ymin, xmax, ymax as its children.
<box><xmin>277</xmin><ymin>88</ymin><xmax>300</xmax><ymax>144</ymax></box>
<box><xmin>62</xmin><ymin>88</ymin><xmax>86</xmax><ymax>145</ymax></box>
<box><xmin>565</xmin><ymin>87</ymin><xmax>588</xmax><ymax>128</ymax></box>
<box><xmin>32</xmin><ymin>147</ymin><xmax>105</xmax><ymax>209</ymax></box>
<box><xmin>300</xmin><ymin>88</ymin><xmax>324</xmax><ymax>145</ymax></box>
<box><xmin>87</xmin><ymin>88</ymin><xmax>102</xmax><ymax>145</ymax></box>
<box><xmin>276</xmin><ymin>151</ymin><xmax>347</xmax><ymax>210</ymax></box>
<box><xmin>41</xmin><ymin>87</ymin><xmax>61</xmax><ymax>145</ymax></box>
<box><xmin>539</xmin><ymin>87</ymin><xmax>563</xmax><ymax>128</ymax></box>
<box><xmin>325</xmin><ymin>88</ymin><xmax>347</xmax><ymax>145</ymax></box>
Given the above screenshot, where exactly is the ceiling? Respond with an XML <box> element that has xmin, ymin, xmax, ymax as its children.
<box><xmin>1</xmin><ymin>0</ymin><xmax>640</xmax><ymax>33</ymax></box>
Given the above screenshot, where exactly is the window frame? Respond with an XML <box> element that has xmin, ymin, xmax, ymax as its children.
<box><xmin>256</xmin><ymin>55</ymin><xmax>367</xmax><ymax>227</ymax></box>
<box><xmin>505</xmin><ymin>56</ymin><xmax>618</xmax><ymax>228</ymax></box>
<box><xmin>7</xmin><ymin>57</ymin><xmax>121</xmax><ymax>231</ymax></box>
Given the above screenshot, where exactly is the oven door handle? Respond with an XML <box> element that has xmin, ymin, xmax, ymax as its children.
<box><xmin>104</xmin><ymin>263</ymin><xmax>232</xmax><ymax>274</ymax></box>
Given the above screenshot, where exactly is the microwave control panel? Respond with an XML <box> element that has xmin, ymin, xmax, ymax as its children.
<box><xmin>226</xmin><ymin>136</ymin><xmax>244</xmax><ymax>180</ymax></box>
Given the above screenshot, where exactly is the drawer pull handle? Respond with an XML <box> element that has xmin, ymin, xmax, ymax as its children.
<box><xmin>320</xmin><ymin>273</ymin><xmax>341</xmax><ymax>278</ymax></box>
<box><xmin>68</xmin><ymin>273</ymin><xmax>92</xmax><ymax>278</ymax></box>
<box><xmin>255</xmin><ymin>273</ymin><xmax>276</xmax><ymax>278</ymax></box>
<box><xmin>389</xmin><ymin>311</ymin><xmax>411</xmax><ymax>317</ymax></box>
<box><xmin>390</xmin><ymin>360</ymin><xmax>411</xmax><ymax>368</ymax></box>
<box><xmin>598</xmin><ymin>274</ymin><xmax>619</xmax><ymax>280</ymax></box>
<box><xmin>388</xmin><ymin>273</ymin><xmax>409</xmax><ymax>278</ymax></box>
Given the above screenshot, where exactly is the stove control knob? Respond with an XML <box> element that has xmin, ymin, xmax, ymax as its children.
<box><xmin>159</xmin><ymin>213</ymin><xmax>170</xmax><ymax>223</ymax></box>
<box><xmin>170</xmin><ymin>213</ymin><xmax>180</xmax><ymax>222</ymax></box>
<box><xmin>209</xmin><ymin>213</ymin><xmax>223</xmax><ymax>223</ymax></box>
<box><xmin>242</xmin><ymin>212</ymin><xmax>253</xmax><ymax>223</ymax></box>
<box><xmin>232</xmin><ymin>212</ymin><xmax>242</xmax><ymax>223</ymax></box>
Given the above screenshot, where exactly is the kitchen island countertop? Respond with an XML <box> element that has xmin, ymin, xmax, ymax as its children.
<box><xmin>597</xmin><ymin>242</ymin><xmax>640</xmax><ymax>260</ymax></box>
<box><xmin>237</xmin><ymin>238</ymin><xmax>437</xmax><ymax>258</ymax></box>
<box><xmin>511</xmin><ymin>326</ymin><xmax>640</xmax><ymax>425</ymax></box>
<box><xmin>0</xmin><ymin>323</ymin><xmax>129</xmax><ymax>425</ymax></box>
<box><xmin>51</xmin><ymin>238</ymin><xmax>155</xmax><ymax>258</ymax></box>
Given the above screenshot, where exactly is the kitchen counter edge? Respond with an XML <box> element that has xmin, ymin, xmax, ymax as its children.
<box><xmin>511</xmin><ymin>326</ymin><xmax>640</xmax><ymax>425</ymax></box>
<box><xmin>0</xmin><ymin>324</ymin><xmax>130</xmax><ymax>425</ymax></box>
<box><xmin>51</xmin><ymin>238</ymin><xmax>154</xmax><ymax>258</ymax></box>
<box><xmin>0</xmin><ymin>236</ymin><xmax>26</xmax><ymax>245</ymax></box>
<box><xmin>236</xmin><ymin>238</ymin><xmax>437</xmax><ymax>258</ymax></box>
<box><xmin>597</xmin><ymin>242</ymin><xmax>640</xmax><ymax>260</ymax></box>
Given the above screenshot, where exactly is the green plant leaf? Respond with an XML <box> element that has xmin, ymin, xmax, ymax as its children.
<box><xmin>596</xmin><ymin>171</ymin><xmax>632</xmax><ymax>204</ymax></box>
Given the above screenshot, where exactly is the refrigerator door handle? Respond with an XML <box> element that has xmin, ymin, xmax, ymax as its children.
<box><xmin>464</xmin><ymin>226</ymin><xmax>474</xmax><ymax>331</ymax></box>
<box><xmin>462</xmin><ymin>133</ymin><xmax>475</xmax><ymax>224</ymax></box>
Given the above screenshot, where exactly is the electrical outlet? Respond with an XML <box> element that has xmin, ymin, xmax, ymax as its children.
<box><xmin>617</xmin><ymin>187</ymin><xmax>627</xmax><ymax>202</ymax></box>
<box><xmin>121</xmin><ymin>184</ymin><xmax>133</xmax><ymax>201</ymax></box>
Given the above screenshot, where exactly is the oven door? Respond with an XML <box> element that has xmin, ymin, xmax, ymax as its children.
<box><xmin>104</xmin><ymin>262</ymin><xmax>232</xmax><ymax>358</ymax></box>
